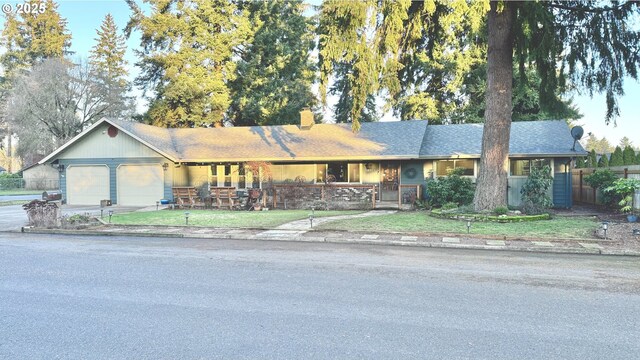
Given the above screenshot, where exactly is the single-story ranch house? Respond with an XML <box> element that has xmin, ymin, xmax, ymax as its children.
<box><xmin>39</xmin><ymin>112</ymin><xmax>587</xmax><ymax>209</ymax></box>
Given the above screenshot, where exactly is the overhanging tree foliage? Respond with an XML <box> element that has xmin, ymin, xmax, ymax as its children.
<box><xmin>126</xmin><ymin>0</ymin><xmax>250</xmax><ymax>128</ymax></box>
<box><xmin>228</xmin><ymin>0</ymin><xmax>316</xmax><ymax>126</ymax></box>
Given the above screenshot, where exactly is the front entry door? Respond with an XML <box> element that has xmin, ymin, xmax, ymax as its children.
<box><xmin>380</xmin><ymin>162</ymin><xmax>399</xmax><ymax>201</ymax></box>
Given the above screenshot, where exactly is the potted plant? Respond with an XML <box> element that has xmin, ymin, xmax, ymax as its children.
<box><xmin>605</xmin><ymin>178</ymin><xmax>640</xmax><ymax>222</ymax></box>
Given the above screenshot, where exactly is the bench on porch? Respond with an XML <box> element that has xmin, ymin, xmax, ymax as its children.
<box><xmin>210</xmin><ymin>187</ymin><xmax>239</xmax><ymax>209</ymax></box>
<box><xmin>172</xmin><ymin>187</ymin><xmax>205</xmax><ymax>209</ymax></box>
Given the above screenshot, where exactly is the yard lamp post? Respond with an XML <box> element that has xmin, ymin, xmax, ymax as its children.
<box><xmin>100</xmin><ymin>208</ymin><xmax>104</xmax><ymax>219</ymax></box>
<box><xmin>185</xmin><ymin>211</ymin><xmax>190</xmax><ymax>225</ymax></box>
<box><xmin>108</xmin><ymin>210</ymin><xmax>113</xmax><ymax>224</ymax></box>
<box><xmin>309</xmin><ymin>213</ymin><xmax>314</xmax><ymax>228</ymax></box>
<box><xmin>466</xmin><ymin>220</ymin><xmax>471</xmax><ymax>234</ymax></box>
<box><xmin>602</xmin><ymin>221</ymin><xmax>608</xmax><ymax>240</ymax></box>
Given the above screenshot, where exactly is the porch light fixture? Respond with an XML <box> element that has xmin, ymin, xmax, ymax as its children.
<box><xmin>162</xmin><ymin>163</ymin><xmax>169</xmax><ymax>171</ymax></box>
<box><xmin>108</xmin><ymin>210</ymin><xmax>113</xmax><ymax>223</ymax></box>
<box><xmin>185</xmin><ymin>211</ymin><xmax>190</xmax><ymax>225</ymax></box>
<box><xmin>57</xmin><ymin>164</ymin><xmax>64</xmax><ymax>173</ymax></box>
<box><xmin>602</xmin><ymin>221</ymin><xmax>608</xmax><ymax>240</ymax></box>
<box><xmin>466</xmin><ymin>220</ymin><xmax>471</xmax><ymax>234</ymax></box>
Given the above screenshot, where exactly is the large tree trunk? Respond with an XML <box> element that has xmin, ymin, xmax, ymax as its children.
<box><xmin>474</xmin><ymin>1</ymin><xmax>516</xmax><ymax>212</ymax></box>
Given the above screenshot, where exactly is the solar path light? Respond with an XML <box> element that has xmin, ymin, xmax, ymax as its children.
<box><xmin>108</xmin><ymin>210</ymin><xmax>113</xmax><ymax>224</ymax></box>
<box><xmin>185</xmin><ymin>211</ymin><xmax>190</xmax><ymax>225</ymax></box>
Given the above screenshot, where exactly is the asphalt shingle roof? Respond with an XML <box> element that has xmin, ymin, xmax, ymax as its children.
<box><xmin>419</xmin><ymin>120</ymin><xmax>587</xmax><ymax>158</ymax></box>
<box><xmin>112</xmin><ymin>119</ymin><xmax>429</xmax><ymax>162</ymax></box>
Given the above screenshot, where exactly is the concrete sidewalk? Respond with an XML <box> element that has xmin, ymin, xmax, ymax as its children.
<box><xmin>21</xmin><ymin>223</ymin><xmax>640</xmax><ymax>257</ymax></box>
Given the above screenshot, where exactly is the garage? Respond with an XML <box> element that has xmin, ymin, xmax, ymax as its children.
<box><xmin>117</xmin><ymin>164</ymin><xmax>164</xmax><ymax>206</ymax></box>
<box><xmin>66</xmin><ymin>165</ymin><xmax>110</xmax><ymax>205</ymax></box>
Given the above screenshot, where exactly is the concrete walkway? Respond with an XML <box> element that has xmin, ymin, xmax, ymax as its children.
<box><xmin>275</xmin><ymin>210</ymin><xmax>397</xmax><ymax>230</ymax></box>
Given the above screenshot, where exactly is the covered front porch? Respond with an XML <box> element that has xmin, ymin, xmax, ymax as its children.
<box><xmin>169</xmin><ymin>161</ymin><xmax>424</xmax><ymax>210</ymax></box>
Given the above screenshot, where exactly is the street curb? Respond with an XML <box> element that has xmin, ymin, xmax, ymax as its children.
<box><xmin>20</xmin><ymin>227</ymin><xmax>634</xmax><ymax>256</ymax></box>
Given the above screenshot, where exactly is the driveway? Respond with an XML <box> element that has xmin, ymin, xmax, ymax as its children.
<box><xmin>0</xmin><ymin>205</ymin><xmax>144</xmax><ymax>231</ymax></box>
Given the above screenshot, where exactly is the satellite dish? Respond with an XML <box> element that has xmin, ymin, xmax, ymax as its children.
<box><xmin>571</xmin><ymin>126</ymin><xmax>584</xmax><ymax>141</ymax></box>
<box><xmin>570</xmin><ymin>126</ymin><xmax>584</xmax><ymax>151</ymax></box>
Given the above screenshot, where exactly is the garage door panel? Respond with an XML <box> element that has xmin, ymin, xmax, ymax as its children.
<box><xmin>67</xmin><ymin>166</ymin><xmax>110</xmax><ymax>205</ymax></box>
<box><xmin>118</xmin><ymin>165</ymin><xmax>164</xmax><ymax>206</ymax></box>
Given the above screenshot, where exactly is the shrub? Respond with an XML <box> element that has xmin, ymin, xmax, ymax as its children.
<box><xmin>574</xmin><ymin>157</ymin><xmax>586</xmax><ymax>168</ymax></box>
<box><xmin>22</xmin><ymin>200</ymin><xmax>60</xmax><ymax>228</ymax></box>
<box><xmin>609</xmin><ymin>146</ymin><xmax>624</xmax><ymax>166</ymax></box>
<box><xmin>597</xmin><ymin>153</ymin><xmax>609</xmax><ymax>167</ymax></box>
<box><xmin>586</xmin><ymin>149</ymin><xmax>597</xmax><ymax>168</ymax></box>
<box><xmin>605</xmin><ymin>178</ymin><xmax>640</xmax><ymax>214</ymax></box>
<box><xmin>414</xmin><ymin>199</ymin><xmax>431</xmax><ymax>210</ymax></box>
<box><xmin>584</xmin><ymin>169</ymin><xmax>619</xmax><ymax>207</ymax></box>
<box><xmin>441</xmin><ymin>202</ymin><xmax>458</xmax><ymax>210</ymax></box>
<box><xmin>520</xmin><ymin>165</ymin><xmax>553</xmax><ymax>215</ymax></box>
<box><xmin>493</xmin><ymin>206</ymin><xmax>509</xmax><ymax>215</ymax></box>
<box><xmin>0</xmin><ymin>172</ymin><xmax>23</xmax><ymax>190</ymax></box>
<box><xmin>425</xmin><ymin>168</ymin><xmax>475</xmax><ymax>207</ymax></box>
<box><xmin>623</xmin><ymin>146</ymin><xmax>636</xmax><ymax>165</ymax></box>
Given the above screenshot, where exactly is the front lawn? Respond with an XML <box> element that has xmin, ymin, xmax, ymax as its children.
<box><xmin>317</xmin><ymin>212</ymin><xmax>599</xmax><ymax>239</ymax></box>
<box><xmin>111</xmin><ymin>209</ymin><xmax>364</xmax><ymax>228</ymax></box>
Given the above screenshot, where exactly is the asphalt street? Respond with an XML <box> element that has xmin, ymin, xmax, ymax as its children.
<box><xmin>0</xmin><ymin>194</ymin><xmax>41</xmax><ymax>202</ymax></box>
<box><xmin>1</xmin><ymin>232</ymin><xmax>639</xmax><ymax>359</ymax></box>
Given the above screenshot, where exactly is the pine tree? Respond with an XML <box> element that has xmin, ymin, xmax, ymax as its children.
<box><xmin>587</xmin><ymin>149</ymin><xmax>598</xmax><ymax>168</ymax></box>
<box><xmin>574</xmin><ymin>157</ymin><xmax>586</xmax><ymax>169</ymax></box>
<box><xmin>609</xmin><ymin>146</ymin><xmax>624</xmax><ymax>166</ymax></box>
<box><xmin>20</xmin><ymin>0</ymin><xmax>72</xmax><ymax>62</ymax></box>
<box><xmin>619</xmin><ymin>136</ymin><xmax>634</xmax><ymax>149</ymax></box>
<box><xmin>228</xmin><ymin>0</ymin><xmax>316</xmax><ymax>126</ymax></box>
<box><xmin>597</xmin><ymin>153</ymin><xmax>609</xmax><ymax>168</ymax></box>
<box><xmin>622</xmin><ymin>145</ymin><xmax>636</xmax><ymax>165</ymax></box>
<box><xmin>89</xmin><ymin>14</ymin><xmax>132</xmax><ymax>120</ymax></box>
<box><xmin>127</xmin><ymin>0</ymin><xmax>250</xmax><ymax>128</ymax></box>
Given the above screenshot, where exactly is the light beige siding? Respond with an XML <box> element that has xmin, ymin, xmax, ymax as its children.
<box><xmin>117</xmin><ymin>164</ymin><xmax>164</xmax><ymax>206</ymax></box>
<box><xmin>23</xmin><ymin>164</ymin><xmax>59</xmax><ymax>190</ymax></box>
<box><xmin>66</xmin><ymin>165</ymin><xmax>110</xmax><ymax>205</ymax></box>
<box><xmin>58</xmin><ymin>123</ymin><xmax>161</xmax><ymax>159</ymax></box>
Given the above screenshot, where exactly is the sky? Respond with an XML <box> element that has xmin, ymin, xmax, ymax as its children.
<box><xmin>1</xmin><ymin>0</ymin><xmax>639</xmax><ymax>147</ymax></box>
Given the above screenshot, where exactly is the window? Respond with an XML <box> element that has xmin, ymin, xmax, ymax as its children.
<box><xmin>211</xmin><ymin>165</ymin><xmax>218</xmax><ymax>186</ymax></box>
<box><xmin>238</xmin><ymin>164</ymin><xmax>246</xmax><ymax>189</ymax></box>
<box><xmin>435</xmin><ymin>159</ymin><xmax>474</xmax><ymax>176</ymax></box>
<box><xmin>316</xmin><ymin>164</ymin><xmax>327</xmax><ymax>183</ymax></box>
<box><xmin>510</xmin><ymin>158</ymin><xmax>551</xmax><ymax>176</ymax></box>
<box><xmin>224</xmin><ymin>164</ymin><xmax>231</xmax><ymax>186</ymax></box>
<box><xmin>327</xmin><ymin>162</ymin><xmax>348</xmax><ymax>182</ymax></box>
<box><xmin>348</xmin><ymin>163</ymin><xmax>361</xmax><ymax>183</ymax></box>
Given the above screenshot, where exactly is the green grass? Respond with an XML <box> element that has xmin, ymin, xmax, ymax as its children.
<box><xmin>0</xmin><ymin>200</ymin><xmax>29</xmax><ymax>207</ymax></box>
<box><xmin>0</xmin><ymin>189</ymin><xmax>43</xmax><ymax>196</ymax></box>
<box><xmin>111</xmin><ymin>209</ymin><xmax>364</xmax><ymax>228</ymax></box>
<box><xmin>317</xmin><ymin>212</ymin><xmax>599</xmax><ymax>239</ymax></box>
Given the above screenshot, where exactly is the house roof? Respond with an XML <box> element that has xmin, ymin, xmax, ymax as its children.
<box><xmin>109</xmin><ymin>119</ymin><xmax>429</xmax><ymax>162</ymax></box>
<box><xmin>40</xmin><ymin>118</ymin><xmax>587</xmax><ymax>164</ymax></box>
<box><xmin>419</xmin><ymin>120</ymin><xmax>587</xmax><ymax>158</ymax></box>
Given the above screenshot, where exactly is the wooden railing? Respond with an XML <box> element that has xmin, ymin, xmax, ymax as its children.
<box><xmin>270</xmin><ymin>184</ymin><xmax>377</xmax><ymax>209</ymax></box>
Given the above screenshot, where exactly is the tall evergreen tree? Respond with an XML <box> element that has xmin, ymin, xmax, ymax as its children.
<box><xmin>229</xmin><ymin>0</ymin><xmax>316</xmax><ymax>126</ymax></box>
<box><xmin>619</xmin><ymin>137</ymin><xmax>634</xmax><ymax>150</ymax></box>
<box><xmin>574</xmin><ymin>156</ymin><xmax>586</xmax><ymax>169</ymax></box>
<box><xmin>622</xmin><ymin>145</ymin><xmax>636</xmax><ymax>166</ymax></box>
<box><xmin>610</xmin><ymin>146</ymin><xmax>624</xmax><ymax>166</ymax></box>
<box><xmin>587</xmin><ymin>149</ymin><xmax>598</xmax><ymax>168</ymax></box>
<box><xmin>126</xmin><ymin>0</ymin><xmax>250</xmax><ymax>128</ymax></box>
<box><xmin>20</xmin><ymin>0</ymin><xmax>72</xmax><ymax>62</ymax></box>
<box><xmin>330</xmin><ymin>61</ymin><xmax>378</xmax><ymax>124</ymax></box>
<box><xmin>597</xmin><ymin>153</ymin><xmax>609</xmax><ymax>168</ymax></box>
<box><xmin>89</xmin><ymin>14</ymin><xmax>132</xmax><ymax>120</ymax></box>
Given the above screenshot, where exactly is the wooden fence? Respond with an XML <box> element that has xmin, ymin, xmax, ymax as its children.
<box><xmin>571</xmin><ymin>165</ymin><xmax>640</xmax><ymax>209</ymax></box>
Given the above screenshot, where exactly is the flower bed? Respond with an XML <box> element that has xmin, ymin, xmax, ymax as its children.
<box><xmin>430</xmin><ymin>209</ymin><xmax>550</xmax><ymax>223</ymax></box>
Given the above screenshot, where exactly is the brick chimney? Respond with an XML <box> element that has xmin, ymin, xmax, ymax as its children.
<box><xmin>299</xmin><ymin>108</ymin><xmax>314</xmax><ymax>130</ymax></box>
